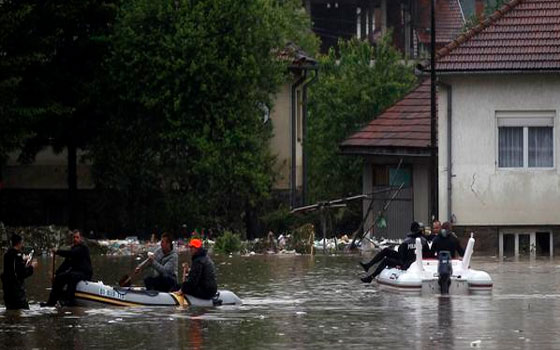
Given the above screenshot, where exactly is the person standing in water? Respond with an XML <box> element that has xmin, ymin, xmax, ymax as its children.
<box><xmin>1</xmin><ymin>234</ymin><xmax>37</xmax><ymax>310</ymax></box>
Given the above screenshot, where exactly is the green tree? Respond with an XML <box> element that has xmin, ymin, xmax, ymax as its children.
<box><xmin>307</xmin><ymin>36</ymin><xmax>416</xmax><ymax>203</ymax></box>
<box><xmin>0</xmin><ymin>1</ymin><xmax>57</xmax><ymax>176</ymax></box>
<box><xmin>91</xmin><ymin>0</ymin><xmax>318</xmax><ymax>234</ymax></box>
<box><xmin>0</xmin><ymin>0</ymin><xmax>117</xmax><ymax>227</ymax></box>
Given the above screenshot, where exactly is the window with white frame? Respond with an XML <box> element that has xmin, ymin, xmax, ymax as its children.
<box><xmin>497</xmin><ymin>111</ymin><xmax>555</xmax><ymax>168</ymax></box>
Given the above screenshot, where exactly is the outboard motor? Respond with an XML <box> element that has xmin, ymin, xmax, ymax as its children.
<box><xmin>438</xmin><ymin>251</ymin><xmax>453</xmax><ymax>294</ymax></box>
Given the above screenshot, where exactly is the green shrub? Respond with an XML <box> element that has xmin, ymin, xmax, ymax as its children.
<box><xmin>214</xmin><ymin>231</ymin><xmax>243</xmax><ymax>254</ymax></box>
<box><xmin>288</xmin><ymin>223</ymin><xmax>315</xmax><ymax>254</ymax></box>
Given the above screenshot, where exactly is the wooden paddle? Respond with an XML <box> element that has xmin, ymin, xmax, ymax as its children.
<box><xmin>119</xmin><ymin>255</ymin><xmax>152</xmax><ymax>287</ymax></box>
<box><xmin>51</xmin><ymin>228</ymin><xmax>61</xmax><ymax>283</ymax></box>
<box><xmin>51</xmin><ymin>249</ymin><xmax>56</xmax><ymax>282</ymax></box>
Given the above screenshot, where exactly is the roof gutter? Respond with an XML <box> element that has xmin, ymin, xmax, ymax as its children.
<box><xmin>301</xmin><ymin>68</ymin><xmax>318</xmax><ymax>206</ymax></box>
<box><xmin>291</xmin><ymin>72</ymin><xmax>307</xmax><ymax>209</ymax></box>
<box><xmin>439</xmin><ymin>81</ymin><xmax>453</xmax><ymax>223</ymax></box>
<box><xmin>430</xmin><ymin>0</ymin><xmax>438</xmax><ymax>220</ymax></box>
<box><xmin>434</xmin><ymin>69</ymin><xmax>560</xmax><ymax>76</ymax></box>
<box><xmin>339</xmin><ymin>146</ymin><xmax>431</xmax><ymax>157</ymax></box>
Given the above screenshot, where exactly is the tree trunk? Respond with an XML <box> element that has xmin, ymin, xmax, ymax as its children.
<box><xmin>67</xmin><ymin>142</ymin><xmax>77</xmax><ymax>229</ymax></box>
<box><xmin>245</xmin><ymin>203</ymin><xmax>259</xmax><ymax>241</ymax></box>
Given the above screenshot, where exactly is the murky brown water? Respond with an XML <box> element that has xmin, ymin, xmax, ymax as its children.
<box><xmin>1</xmin><ymin>252</ymin><xmax>560</xmax><ymax>349</ymax></box>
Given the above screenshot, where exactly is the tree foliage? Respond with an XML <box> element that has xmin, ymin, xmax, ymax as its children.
<box><xmin>0</xmin><ymin>0</ymin><xmax>116</xmax><ymax>163</ymax></box>
<box><xmin>463</xmin><ymin>0</ymin><xmax>509</xmax><ymax>32</ymax></box>
<box><xmin>0</xmin><ymin>1</ymin><xmax>40</xmax><ymax>166</ymax></box>
<box><xmin>307</xmin><ymin>36</ymin><xmax>417</xmax><ymax>203</ymax></box>
<box><xmin>90</xmin><ymin>0</ymin><xmax>318</xmax><ymax>233</ymax></box>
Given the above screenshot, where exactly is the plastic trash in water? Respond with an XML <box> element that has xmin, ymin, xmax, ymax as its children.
<box><xmin>470</xmin><ymin>340</ymin><xmax>481</xmax><ymax>347</ymax></box>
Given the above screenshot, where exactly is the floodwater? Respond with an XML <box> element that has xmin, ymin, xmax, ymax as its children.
<box><xmin>1</xmin><ymin>252</ymin><xmax>560</xmax><ymax>349</ymax></box>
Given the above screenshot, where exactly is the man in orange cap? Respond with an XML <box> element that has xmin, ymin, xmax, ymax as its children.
<box><xmin>179</xmin><ymin>238</ymin><xmax>217</xmax><ymax>299</ymax></box>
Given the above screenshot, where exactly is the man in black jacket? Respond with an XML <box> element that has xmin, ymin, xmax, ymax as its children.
<box><xmin>431</xmin><ymin>221</ymin><xmax>464</xmax><ymax>258</ymax></box>
<box><xmin>398</xmin><ymin>221</ymin><xmax>430</xmax><ymax>269</ymax></box>
<box><xmin>42</xmin><ymin>230</ymin><xmax>92</xmax><ymax>307</ymax></box>
<box><xmin>180</xmin><ymin>238</ymin><xmax>217</xmax><ymax>299</ymax></box>
<box><xmin>1</xmin><ymin>234</ymin><xmax>37</xmax><ymax>310</ymax></box>
<box><xmin>360</xmin><ymin>221</ymin><xmax>428</xmax><ymax>283</ymax></box>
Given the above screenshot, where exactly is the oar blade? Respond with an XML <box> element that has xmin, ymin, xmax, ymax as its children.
<box><xmin>119</xmin><ymin>274</ymin><xmax>132</xmax><ymax>287</ymax></box>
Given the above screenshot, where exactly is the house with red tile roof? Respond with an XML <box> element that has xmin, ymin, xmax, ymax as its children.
<box><xmin>434</xmin><ymin>0</ymin><xmax>560</xmax><ymax>257</ymax></box>
<box><xmin>341</xmin><ymin>0</ymin><xmax>560</xmax><ymax>256</ymax></box>
<box><xmin>340</xmin><ymin>79</ymin><xmax>435</xmax><ymax>238</ymax></box>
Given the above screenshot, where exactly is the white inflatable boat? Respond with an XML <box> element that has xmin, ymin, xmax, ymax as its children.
<box><xmin>376</xmin><ymin>234</ymin><xmax>492</xmax><ymax>294</ymax></box>
<box><xmin>74</xmin><ymin>281</ymin><xmax>242</xmax><ymax>307</ymax></box>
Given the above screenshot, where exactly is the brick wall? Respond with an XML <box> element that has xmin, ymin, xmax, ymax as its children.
<box><xmin>453</xmin><ymin>225</ymin><xmax>560</xmax><ymax>257</ymax></box>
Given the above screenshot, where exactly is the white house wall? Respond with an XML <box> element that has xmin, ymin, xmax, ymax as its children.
<box><xmin>270</xmin><ymin>84</ymin><xmax>292</xmax><ymax>190</ymax></box>
<box><xmin>269</xmin><ymin>81</ymin><xmax>304</xmax><ymax>191</ymax></box>
<box><xmin>438</xmin><ymin>74</ymin><xmax>560</xmax><ymax>225</ymax></box>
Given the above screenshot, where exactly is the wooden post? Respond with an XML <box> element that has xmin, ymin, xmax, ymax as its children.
<box><xmin>321</xmin><ymin>206</ymin><xmax>327</xmax><ymax>253</ymax></box>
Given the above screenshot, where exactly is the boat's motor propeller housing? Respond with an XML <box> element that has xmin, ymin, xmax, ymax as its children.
<box><xmin>437</xmin><ymin>251</ymin><xmax>453</xmax><ymax>294</ymax></box>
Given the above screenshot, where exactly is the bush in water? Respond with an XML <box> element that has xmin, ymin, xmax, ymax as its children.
<box><xmin>214</xmin><ymin>231</ymin><xmax>243</xmax><ymax>254</ymax></box>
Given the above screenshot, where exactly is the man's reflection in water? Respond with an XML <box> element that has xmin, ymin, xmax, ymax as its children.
<box><xmin>1</xmin><ymin>309</ymin><xmax>27</xmax><ymax>349</ymax></box>
<box><xmin>179</xmin><ymin>311</ymin><xmax>205</xmax><ymax>350</ymax></box>
<box><xmin>435</xmin><ymin>296</ymin><xmax>454</xmax><ymax>349</ymax></box>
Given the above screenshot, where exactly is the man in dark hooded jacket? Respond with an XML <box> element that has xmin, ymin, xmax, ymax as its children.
<box><xmin>431</xmin><ymin>221</ymin><xmax>464</xmax><ymax>258</ymax></box>
<box><xmin>1</xmin><ymin>234</ymin><xmax>37</xmax><ymax>309</ymax></box>
<box><xmin>398</xmin><ymin>221</ymin><xmax>430</xmax><ymax>269</ymax></box>
<box><xmin>360</xmin><ymin>221</ymin><xmax>428</xmax><ymax>283</ymax></box>
<box><xmin>180</xmin><ymin>238</ymin><xmax>217</xmax><ymax>299</ymax></box>
<box><xmin>42</xmin><ymin>230</ymin><xmax>92</xmax><ymax>306</ymax></box>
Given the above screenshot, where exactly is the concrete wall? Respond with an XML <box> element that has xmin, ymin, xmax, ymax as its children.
<box><xmin>412</xmin><ymin>161</ymin><xmax>430</xmax><ymax>224</ymax></box>
<box><xmin>453</xmin><ymin>225</ymin><xmax>560</xmax><ymax>257</ymax></box>
<box><xmin>269</xmin><ymin>81</ymin><xmax>304</xmax><ymax>191</ymax></box>
<box><xmin>438</xmin><ymin>74</ymin><xmax>560</xmax><ymax>226</ymax></box>
<box><xmin>3</xmin><ymin>147</ymin><xmax>93</xmax><ymax>189</ymax></box>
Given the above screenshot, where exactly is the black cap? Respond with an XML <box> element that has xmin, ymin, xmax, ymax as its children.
<box><xmin>410</xmin><ymin>221</ymin><xmax>420</xmax><ymax>233</ymax></box>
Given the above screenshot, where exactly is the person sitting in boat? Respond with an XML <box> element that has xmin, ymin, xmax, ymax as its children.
<box><xmin>398</xmin><ymin>221</ymin><xmax>430</xmax><ymax>270</ymax></box>
<box><xmin>179</xmin><ymin>238</ymin><xmax>217</xmax><ymax>299</ymax></box>
<box><xmin>360</xmin><ymin>221</ymin><xmax>426</xmax><ymax>283</ymax></box>
<box><xmin>1</xmin><ymin>233</ymin><xmax>38</xmax><ymax>310</ymax></box>
<box><xmin>425</xmin><ymin>220</ymin><xmax>441</xmax><ymax>242</ymax></box>
<box><xmin>431</xmin><ymin>222</ymin><xmax>464</xmax><ymax>258</ymax></box>
<box><xmin>139</xmin><ymin>232</ymin><xmax>178</xmax><ymax>292</ymax></box>
<box><xmin>422</xmin><ymin>220</ymin><xmax>441</xmax><ymax>258</ymax></box>
<box><xmin>359</xmin><ymin>246</ymin><xmax>401</xmax><ymax>283</ymax></box>
<box><xmin>359</xmin><ymin>242</ymin><xmax>402</xmax><ymax>283</ymax></box>
<box><xmin>42</xmin><ymin>229</ymin><xmax>92</xmax><ymax>307</ymax></box>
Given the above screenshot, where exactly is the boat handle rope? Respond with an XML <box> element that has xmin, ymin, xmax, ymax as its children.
<box><xmin>114</xmin><ymin>286</ymin><xmax>160</xmax><ymax>297</ymax></box>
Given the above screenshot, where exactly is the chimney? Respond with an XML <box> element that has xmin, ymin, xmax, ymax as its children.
<box><xmin>475</xmin><ymin>0</ymin><xmax>485</xmax><ymax>19</ymax></box>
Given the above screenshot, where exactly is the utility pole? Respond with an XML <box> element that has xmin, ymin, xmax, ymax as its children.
<box><xmin>430</xmin><ymin>0</ymin><xmax>438</xmax><ymax>220</ymax></box>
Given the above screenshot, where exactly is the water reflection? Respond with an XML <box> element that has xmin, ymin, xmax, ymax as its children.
<box><xmin>3</xmin><ymin>255</ymin><xmax>560</xmax><ymax>348</ymax></box>
<box><xmin>435</xmin><ymin>297</ymin><xmax>453</xmax><ymax>349</ymax></box>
